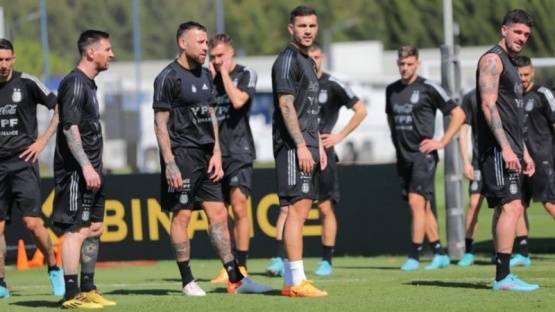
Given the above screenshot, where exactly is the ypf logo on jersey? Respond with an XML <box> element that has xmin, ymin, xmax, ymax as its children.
<box><xmin>410</xmin><ymin>90</ymin><xmax>420</xmax><ymax>104</ymax></box>
<box><xmin>12</xmin><ymin>88</ymin><xmax>22</xmax><ymax>103</ymax></box>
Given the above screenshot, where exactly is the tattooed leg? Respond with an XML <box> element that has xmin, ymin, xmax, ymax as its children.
<box><xmin>171</xmin><ymin>209</ymin><xmax>192</xmax><ymax>262</ymax></box>
<box><xmin>208</xmin><ymin>222</ymin><xmax>234</xmax><ymax>264</ymax></box>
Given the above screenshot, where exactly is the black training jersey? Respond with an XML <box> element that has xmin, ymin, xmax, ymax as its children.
<box><xmin>214</xmin><ymin>64</ymin><xmax>257</xmax><ymax>162</ymax></box>
<box><xmin>317</xmin><ymin>72</ymin><xmax>359</xmax><ymax>133</ymax></box>
<box><xmin>523</xmin><ymin>84</ymin><xmax>555</xmax><ymax>160</ymax></box>
<box><xmin>153</xmin><ymin>60</ymin><xmax>215</xmax><ymax>150</ymax></box>
<box><xmin>476</xmin><ymin>45</ymin><xmax>524</xmax><ymax>158</ymax></box>
<box><xmin>0</xmin><ymin>71</ymin><xmax>56</xmax><ymax>158</ymax></box>
<box><xmin>461</xmin><ymin>88</ymin><xmax>479</xmax><ymax>167</ymax></box>
<box><xmin>54</xmin><ymin>69</ymin><xmax>103</xmax><ymax>175</ymax></box>
<box><xmin>385</xmin><ymin>76</ymin><xmax>457</xmax><ymax>163</ymax></box>
<box><xmin>271</xmin><ymin>43</ymin><xmax>319</xmax><ymax>150</ymax></box>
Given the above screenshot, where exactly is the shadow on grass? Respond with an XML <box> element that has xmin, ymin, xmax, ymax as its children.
<box><xmin>405</xmin><ymin>280</ymin><xmax>490</xmax><ymax>289</ymax></box>
<box><xmin>9</xmin><ymin>300</ymin><xmax>61</xmax><ymax>309</ymax></box>
<box><xmin>107</xmin><ymin>288</ymin><xmax>182</xmax><ymax>296</ymax></box>
<box><xmin>207</xmin><ymin>288</ymin><xmax>282</xmax><ymax>296</ymax></box>
<box><xmin>335</xmin><ymin>266</ymin><xmax>400</xmax><ymax>270</ymax></box>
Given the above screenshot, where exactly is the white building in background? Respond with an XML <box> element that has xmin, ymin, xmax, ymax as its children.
<box><xmin>36</xmin><ymin>41</ymin><xmax>503</xmax><ymax>173</ymax></box>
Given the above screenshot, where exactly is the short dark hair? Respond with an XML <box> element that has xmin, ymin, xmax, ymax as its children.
<box><xmin>208</xmin><ymin>34</ymin><xmax>233</xmax><ymax>49</ymax></box>
<box><xmin>514</xmin><ymin>55</ymin><xmax>532</xmax><ymax>67</ymax></box>
<box><xmin>290</xmin><ymin>6</ymin><xmax>317</xmax><ymax>24</ymax></box>
<box><xmin>398</xmin><ymin>45</ymin><xmax>419</xmax><ymax>59</ymax></box>
<box><xmin>309</xmin><ymin>41</ymin><xmax>322</xmax><ymax>52</ymax></box>
<box><xmin>502</xmin><ymin>9</ymin><xmax>534</xmax><ymax>27</ymax></box>
<box><xmin>78</xmin><ymin>30</ymin><xmax>110</xmax><ymax>56</ymax></box>
<box><xmin>176</xmin><ymin>21</ymin><xmax>206</xmax><ymax>44</ymax></box>
<box><xmin>0</xmin><ymin>38</ymin><xmax>14</xmax><ymax>52</ymax></box>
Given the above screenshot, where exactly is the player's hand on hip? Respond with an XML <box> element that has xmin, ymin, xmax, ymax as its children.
<box><xmin>321</xmin><ymin>133</ymin><xmax>342</xmax><ymax>149</ymax></box>
<box><xmin>297</xmin><ymin>145</ymin><xmax>315</xmax><ymax>173</ymax></box>
<box><xmin>501</xmin><ymin>146</ymin><xmax>521</xmax><ymax>172</ymax></box>
<box><xmin>19</xmin><ymin>138</ymin><xmax>47</xmax><ymax>162</ymax></box>
<box><xmin>165</xmin><ymin>160</ymin><xmax>183</xmax><ymax>191</ymax></box>
<box><xmin>82</xmin><ymin>164</ymin><xmax>101</xmax><ymax>192</ymax></box>
<box><xmin>419</xmin><ymin>138</ymin><xmax>443</xmax><ymax>154</ymax></box>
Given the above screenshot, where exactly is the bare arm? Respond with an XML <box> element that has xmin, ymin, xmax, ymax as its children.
<box><xmin>20</xmin><ymin>105</ymin><xmax>59</xmax><ymax>162</ymax></box>
<box><xmin>154</xmin><ymin>109</ymin><xmax>182</xmax><ymax>189</ymax></box>
<box><xmin>63</xmin><ymin>125</ymin><xmax>91</xmax><ymax>168</ymax></box>
<box><xmin>440</xmin><ymin>106</ymin><xmax>465</xmax><ymax>147</ymax></box>
<box><xmin>279</xmin><ymin>93</ymin><xmax>305</xmax><ymax>147</ymax></box>
<box><xmin>221</xmin><ymin>71</ymin><xmax>250</xmax><ymax>109</ymax></box>
<box><xmin>458</xmin><ymin>124</ymin><xmax>471</xmax><ymax>164</ymax></box>
<box><xmin>322</xmin><ymin>100</ymin><xmax>367</xmax><ymax>149</ymax></box>
<box><xmin>478</xmin><ymin>54</ymin><xmax>510</xmax><ymax>148</ymax></box>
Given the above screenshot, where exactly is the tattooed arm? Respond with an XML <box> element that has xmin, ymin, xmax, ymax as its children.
<box><xmin>20</xmin><ymin>105</ymin><xmax>59</xmax><ymax>162</ymax></box>
<box><xmin>63</xmin><ymin>124</ymin><xmax>100</xmax><ymax>191</ymax></box>
<box><xmin>208</xmin><ymin>105</ymin><xmax>223</xmax><ymax>181</ymax></box>
<box><xmin>478</xmin><ymin>53</ymin><xmax>520</xmax><ymax>171</ymax></box>
<box><xmin>154</xmin><ymin>109</ymin><xmax>182</xmax><ymax>190</ymax></box>
<box><xmin>278</xmin><ymin>93</ymin><xmax>314</xmax><ymax>173</ymax></box>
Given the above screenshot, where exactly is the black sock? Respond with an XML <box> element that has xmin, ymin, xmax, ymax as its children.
<box><xmin>429</xmin><ymin>240</ymin><xmax>446</xmax><ymax>255</ymax></box>
<box><xmin>409</xmin><ymin>242</ymin><xmax>422</xmax><ymax>260</ymax></box>
<box><xmin>80</xmin><ymin>273</ymin><xmax>95</xmax><ymax>292</ymax></box>
<box><xmin>0</xmin><ymin>277</ymin><xmax>6</xmax><ymax>288</ymax></box>
<box><xmin>64</xmin><ymin>274</ymin><xmax>80</xmax><ymax>300</ymax></box>
<box><xmin>275</xmin><ymin>240</ymin><xmax>284</xmax><ymax>259</ymax></box>
<box><xmin>177</xmin><ymin>260</ymin><xmax>194</xmax><ymax>287</ymax></box>
<box><xmin>224</xmin><ymin>260</ymin><xmax>245</xmax><ymax>283</ymax></box>
<box><xmin>515</xmin><ymin>236</ymin><xmax>529</xmax><ymax>257</ymax></box>
<box><xmin>465</xmin><ymin>238</ymin><xmax>474</xmax><ymax>254</ymax></box>
<box><xmin>48</xmin><ymin>265</ymin><xmax>60</xmax><ymax>272</ymax></box>
<box><xmin>495</xmin><ymin>253</ymin><xmax>511</xmax><ymax>281</ymax></box>
<box><xmin>322</xmin><ymin>245</ymin><xmax>334</xmax><ymax>264</ymax></box>
<box><xmin>236</xmin><ymin>250</ymin><xmax>248</xmax><ymax>268</ymax></box>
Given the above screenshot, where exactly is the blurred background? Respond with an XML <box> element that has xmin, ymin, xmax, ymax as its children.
<box><xmin>2</xmin><ymin>0</ymin><xmax>554</xmax><ymax>175</ymax></box>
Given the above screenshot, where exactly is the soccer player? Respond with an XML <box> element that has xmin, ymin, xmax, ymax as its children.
<box><xmin>153</xmin><ymin>21</ymin><xmax>271</xmax><ymax>296</ymax></box>
<box><xmin>475</xmin><ymin>9</ymin><xmax>538</xmax><ymax>291</ymax></box>
<box><xmin>207</xmin><ymin>34</ymin><xmax>256</xmax><ymax>283</ymax></box>
<box><xmin>309</xmin><ymin>41</ymin><xmax>367</xmax><ymax>275</ymax></box>
<box><xmin>511</xmin><ymin>55</ymin><xmax>555</xmax><ymax>267</ymax></box>
<box><xmin>386</xmin><ymin>45</ymin><xmax>465</xmax><ymax>271</ymax></box>
<box><xmin>272</xmin><ymin>6</ymin><xmax>328</xmax><ymax>297</ymax></box>
<box><xmin>51</xmin><ymin>30</ymin><xmax>117</xmax><ymax>308</ymax></box>
<box><xmin>457</xmin><ymin>88</ymin><xmax>487</xmax><ymax>266</ymax></box>
<box><xmin>0</xmin><ymin>38</ymin><xmax>64</xmax><ymax>299</ymax></box>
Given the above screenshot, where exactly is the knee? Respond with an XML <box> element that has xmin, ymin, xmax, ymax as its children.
<box><xmin>172</xmin><ymin>210</ymin><xmax>192</xmax><ymax>227</ymax></box>
<box><xmin>279</xmin><ymin>205</ymin><xmax>289</xmax><ymax>216</ymax></box>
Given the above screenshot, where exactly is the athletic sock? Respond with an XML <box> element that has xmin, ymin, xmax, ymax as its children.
<box><xmin>236</xmin><ymin>250</ymin><xmax>248</xmax><ymax>268</ymax></box>
<box><xmin>48</xmin><ymin>265</ymin><xmax>61</xmax><ymax>272</ymax></box>
<box><xmin>289</xmin><ymin>260</ymin><xmax>307</xmax><ymax>286</ymax></box>
<box><xmin>515</xmin><ymin>236</ymin><xmax>529</xmax><ymax>257</ymax></box>
<box><xmin>429</xmin><ymin>240</ymin><xmax>446</xmax><ymax>255</ymax></box>
<box><xmin>465</xmin><ymin>238</ymin><xmax>474</xmax><ymax>254</ymax></box>
<box><xmin>224</xmin><ymin>260</ymin><xmax>244</xmax><ymax>283</ymax></box>
<box><xmin>80</xmin><ymin>273</ymin><xmax>95</xmax><ymax>292</ymax></box>
<box><xmin>64</xmin><ymin>274</ymin><xmax>80</xmax><ymax>300</ymax></box>
<box><xmin>409</xmin><ymin>242</ymin><xmax>422</xmax><ymax>261</ymax></box>
<box><xmin>322</xmin><ymin>245</ymin><xmax>334</xmax><ymax>265</ymax></box>
<box><xmin>495</xmin><ymin>253</ymin><xmax>511</xmax><ymax>281</ymax></box>
<box><xmin>177</xmin><ymin>260</ymin><xmax>194</xmax><ymax>287</ymax></box>
<box><xmin>275</xmin><ymin>240</ymin><xmax>284</xmax><ymax>259</ymax></box>
<box><xmin>283</xmin><ymin>259</ymin><xmax>292</xmax><ymax>286</ymax></box>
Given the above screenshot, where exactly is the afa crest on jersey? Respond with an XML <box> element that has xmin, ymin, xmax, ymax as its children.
<box><xmin>525</xmin><ymin>99</ymin><xmax>534</xmax><ymax>112</ymax></box>
<box><xmin>318</xmin><ymin>89</ymin><xmax>328</xmax><ymax>104</ymax></box>
<box><xmin>192</xmin><ymin>84</ymin><xmax>197</xmax><ymax>93</ymax></box>
<box><xmin>12</xmin><ymin>88</ymin><xmax>22</xmax><ymax>103</ymax></box>
<box><xmin>410</xmin><ymin>90</ymin><xmax>420</xmax><ymax>104</ymax></box>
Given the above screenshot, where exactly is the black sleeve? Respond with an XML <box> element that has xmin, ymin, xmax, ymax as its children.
<box><xmin>23</xmin><ymin>73</ymin><xmax>57</xmax><ymax>109</ymax></box>
<box><xmin>273</xmin><ymin>53</ymin><xmax>298</xmax><ymax>96</ymax></box>
<box><xmin>153</xmin><ymin>68</ymin><xmax>179</xmax><ymax>110</ymax></box>
<box><xmin>385</xmin><ymin>84</ymin><xmax>393</xmax><ymax>115</ymax></box>
<box><xmin>237</xmin><ymin>67</ymin><xmax>257</xmax><ymax>99</ymax></box>
<box><xmin>330</xmin><ymin>76</ymin><xmax>359</xmax><ymax>109</ymax></box>
<box><xmin>461</xmin><ymin>92</ymin><xmax>473</xmax><ymax>125</ymax></box>
<box><xmin>58</xmin><ymin>76</ymin><xmax>85</xmax><ymax>129</ymax></box>
<box><xmin>426</xmin><ymin>80</ymin><xmax>456</xmax><ymax>115</ymax></box>
<box><xmin>538</xmin><ymin>87</ymin><xmax>555</xmax><ymax>123</ymax></box>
